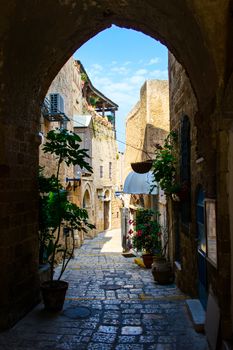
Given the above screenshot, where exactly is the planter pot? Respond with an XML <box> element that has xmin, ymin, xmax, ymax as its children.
<box><xmin>131</xmin><ymin>160</ymin><xmax>152</xmax><ymax>174</ymax></box>
<box><xmin>41</xmin><ymin>280</ymin><xmax>68</xmax><ymax>311</ymax></box>
<box><xmin>142</xmin><ymin>254</ymin><xmax>153</xmax><ymax>268</ymax></box>
<box><xmin>151</xmin><ymin>258</ymin><xmax>174</xmax><ymax>284</ymax></box>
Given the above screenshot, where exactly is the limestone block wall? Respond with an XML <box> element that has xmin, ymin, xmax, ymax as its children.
<box><xmin>39</xmin><ymin>57</ymin><xmax>84</xmax><ymax>186</ymax></box>
<box><xmin>0</xmin><ymin>115</ymin><xmax>41</xmax><ymax>329</ymax></box>
<box><xmin>92</xmin><ymin>118</ymin><xmax>121</xmax><ymax>231</ymax></box>
<box><xmin>124</xmin><ymin>80</ymin><xmax>169</xmax><ymax>180</ymax></box>
<box><xmin>39</xmin><ymin>58</ymin><xmax>92</xmax><ymax>254</ymax></box>
<box><xmin>169</xmin><ymin>52</ymin><xmax>201</xmax><ymax>297</ymax></box>
<box><xmin>142</xmin><ymin>80</ymin><xmax>169</xmax><ymax>160</ymax></box>
<box><xmin>124</xmin><ymin>101</ymin><xmax>142</xmax><ymax>179</ymax></box>
<box><xmin>168</xmin><ymin>52</ymin><xmax>233</xmax><ymax>336</ymax></box>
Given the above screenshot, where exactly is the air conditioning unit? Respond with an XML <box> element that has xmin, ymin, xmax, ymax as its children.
<box><xmin>50</xmin><ymin>93</ymin><xmax>64</xmax><ymax>114</ymax></box>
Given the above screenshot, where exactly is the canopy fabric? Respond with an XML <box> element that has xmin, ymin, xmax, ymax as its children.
<box><xmin>73</xmin><ymin>114</ymin><xmax>92</xmax><ymax>127</ymax></box>
<box><xmin>123</xmin><ymin>171</ymin><xmax>158</xmax><ymax>195</ymax></box>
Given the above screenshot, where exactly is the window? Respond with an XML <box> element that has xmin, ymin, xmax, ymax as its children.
<box><xmin>109</xmin><ymin>162</ymin><xmax>112</xmax><ymax>180</ymax></box>
<box><xmin>180</xmin><ymin>115</ymin><xmax>191</xmax><ymax>225</ymax></box>
<box><xmin>100</xmin><ymin>165</ymin><xmax>103</xmax><ymax>178</ymax></box>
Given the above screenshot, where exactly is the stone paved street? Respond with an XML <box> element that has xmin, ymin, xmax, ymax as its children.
<box><xmin>0</xmin><ymin>229</ymin><xmax>209</xmax><ymax>349</ymax></box>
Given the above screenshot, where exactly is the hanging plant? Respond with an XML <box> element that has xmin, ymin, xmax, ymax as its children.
<box><xmin>81</xmin><ymin>72</ymin><xmax>88</xmax><ymax>83</ymax></box>
<box><xmin>151</xmin><ymin>131</ymin><xmax>181</xmax><ymax>196</ymax></box>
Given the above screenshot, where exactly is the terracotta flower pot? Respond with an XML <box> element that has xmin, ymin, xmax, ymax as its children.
<box><xmin>41</xmin><ymin>280</ymin><xmax>68</xmax><ymax>311</ymax></box>
<box><xmin>151</xmin><ymin>258</ymin><xmax>174</xmax><ymax>284</ymax></box>
<box><xmin>142</xmin><ymin>253</ymin><xmax>153</xmax><ymax>268</ymax></box>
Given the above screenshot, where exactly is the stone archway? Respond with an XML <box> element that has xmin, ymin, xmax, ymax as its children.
<box><xmin>0</xmin><ymin>0</ymin><xmax>232</xmax><ymax>330</ymax></box>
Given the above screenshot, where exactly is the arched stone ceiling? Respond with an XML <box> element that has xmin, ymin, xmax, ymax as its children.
<box><xmin>0</xmin><ymin>0</ymin><xmax>230</xmax><ymax>118</ymax></box>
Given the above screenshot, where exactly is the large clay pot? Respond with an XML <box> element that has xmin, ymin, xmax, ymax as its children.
<box><xmin>152</xmin><ymin>257</ymin><xmax>174</xmax><ymax>284</ymax></box>
<box><xmin>142</xmin><ymin>254</ymin><xmax>153</xmax><ymax>268</ymax></box>
<box><xmin>41</xmin><ymin>280</ymin><xmax>68</xmax><ymax>311</ymax></box>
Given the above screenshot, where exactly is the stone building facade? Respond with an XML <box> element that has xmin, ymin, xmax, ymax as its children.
<box><xmin>40</xmin><ymin>58</ymin><xmax>122</xmax><ymax>241</ymax></box>
<box><xmin>40</xmin><ymin>58</ymin><xmax>80</xmax><ymax>185</ymax></box>
<box><xmin>74</xmin><ymin>112</ymin><xmax>122</xmax><ymax>234</ymax></box>
<box><xmin>123</xmin><ymin>80</ymin><xmax>169</xmax><ymax>246</ymax></box>
<box><xmin>124</xmin><ymin>80</ymin><xmax>169</xmax><ymax>174</ymax></box>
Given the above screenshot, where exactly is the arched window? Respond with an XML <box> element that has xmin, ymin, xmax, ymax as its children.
<box><xmin>180</xmin><ymin>115</ymin><xmax>191</xmax><ymax>225</ymax></box>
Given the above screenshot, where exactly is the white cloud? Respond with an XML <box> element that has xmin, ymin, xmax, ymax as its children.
<box><xmin>149</xmin><ymin>69</ymin><xmax>168</xmax><ymax>79</ymax></box>
<box><xmin>124</xmin><ymin>61</ymin><xmax>131</xmax><ymax>66</ymax></box>
<box><xmin>104</xmin><ymin>81</ymin><xmax>135</xmax><ymax>93</ymax></box>
<box><xmin>91</xmin><ymin>63</ymin><xmax>103</xmax><ymax>71</ymax></box>
<box><xmin>111</xmin><ymin>66</ymin><xmax>130</xmax><ymax>75</ymax></box>
<box><xmin>130</xmin><ymin>75</ymin><xmax>145</xmax><ymax>85</ymax></box>
<box><xmin>135</xmin><ymin>69</ymin><xmax>148</xmax><ymax>75</ymax></box>
<box><xmin>91</xmin><ymin>76</ymin><xmax>112</xmax><ymax>86</ymax></box>
<box><xmin>147</xmin><ymin>58</ymin><xmax>160</xmax><ymax>65</ymax></box>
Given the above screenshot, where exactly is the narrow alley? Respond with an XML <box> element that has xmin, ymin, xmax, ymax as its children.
<box><xmin>0</xmin><ymin>229</ymin><xmax>208</xmax><ymax>350</ymax></box>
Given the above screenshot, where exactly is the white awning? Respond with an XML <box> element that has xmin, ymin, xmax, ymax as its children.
<box><xmin>73</xmin><ymin>114</ymin><xmax>92</xmax><ymax>128</ymax></box>
<box><xmin>123</xmin><ymin>171</ymin><xmax>158</xmax><ymax>195</ymax></box>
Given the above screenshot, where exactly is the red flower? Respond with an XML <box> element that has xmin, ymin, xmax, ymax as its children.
<box><xmin>137</xmin><ymin>230</ymin><xmax>142</xmax><ymax>236</ymax></box>
<box><xmin>157</xmin><ymin>232</ymin><xmax>162</xmax><ymax>237</ymax></box>
<box><xmin>128</xmin><ymin>229</ymin><xmax>134</xmax><ymax>235</ymax></box>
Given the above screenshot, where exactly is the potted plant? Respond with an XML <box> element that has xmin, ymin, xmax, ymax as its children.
<box><xmin>128</xmin><ymin>209</ymin><xmax>162</xmax><ymax>268</ymax></box>
<box><xmin>39</xmin><ymin>129</ymin><xmax>95</xmax><ymax>311</ymax></box>
<box><xmin>151</xmin><ymin>131</ymin><xmax>184</xmax><ymax>198</ymax></box>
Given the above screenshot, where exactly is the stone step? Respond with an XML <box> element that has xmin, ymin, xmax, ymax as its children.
<box><xmin>186</xmin><ymin>299</ymin><xmax>206</xmax><ymax>333</ymax></box>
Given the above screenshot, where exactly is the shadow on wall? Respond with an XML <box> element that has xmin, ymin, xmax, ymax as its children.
<box><xmin>142</xmin><ymin>124</ymin><xmax>169</xmax><ymax>162</ymax></box>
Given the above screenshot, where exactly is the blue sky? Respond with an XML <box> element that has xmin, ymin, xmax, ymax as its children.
<box><xmin>74</xmin><ymin>25</ymin><xmax>168</xmax><ymax>152</ymax></box>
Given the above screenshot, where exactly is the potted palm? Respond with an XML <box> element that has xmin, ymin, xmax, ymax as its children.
<box><xmin>39</xmin><ymin>129</ymin><xmax>95</xmax><ymax>311</ymax></box>
<box><xmin>129</xmin><ymin>209</ymin><xmax>162</xmax><ymax>268</ymax></box>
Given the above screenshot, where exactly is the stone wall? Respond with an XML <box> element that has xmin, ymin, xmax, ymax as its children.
<box><xmin>124</xmin><ymin>80</ymin><xmax>169</xmax><ymax>180</ymax></box>
<box><xmin>169</xmin><ymin>52</ymin><xmax>233</xmax><ymax>338</ymax></box>
<box><xmin>168</xmin><ymin>53</ymin><xmax>199</xmax><ymax>294</ymax></box>
<box><xmin>92</xmin><ymin>117</ymin><xmax>121</xmax><ymax>231</ymax></box>
<box><xmin>0</xmin><ymin>0</ymin><xmax>231</xmax><ymax>332</ymax></box>
<box><xmin>40</xmin><ymin>57</ymin><xmax>83</xmax><ymax>185</ymax></box>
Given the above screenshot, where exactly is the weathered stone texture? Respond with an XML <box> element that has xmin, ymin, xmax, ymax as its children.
<box><xmin>0</xmin><ymin>0</ymin><xmax>233</xmax><ymax>338</ymax></box>
<box><xmin>169</xmin><ymin>52</ymin><xmax>233</xmax><ymax>338</ymax></box>
<box><xmin>124</xmin><ymin>80</ymin><xmax>169</xmax><ymax>180</ymax></box>
<box><xmin>91</xmin><ymin>120</ymin><xmax>121</xmax><ymax>231</ymax></box>
<box><xmin>40</xmin><ymin>57</ymin><xmax>81</xmax><ymax>185</ymax></box>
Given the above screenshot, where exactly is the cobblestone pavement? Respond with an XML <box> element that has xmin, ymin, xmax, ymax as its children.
<box><xmin>0</xmin><ymin>229</ymin><xmax>209</xmax><ymax>350</ymax></box>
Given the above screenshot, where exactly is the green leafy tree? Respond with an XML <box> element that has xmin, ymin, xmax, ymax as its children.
<box><xmin>39</xmin><ymin>129</ymin><xmax>95</xmax><ymax>281</ymax></box>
